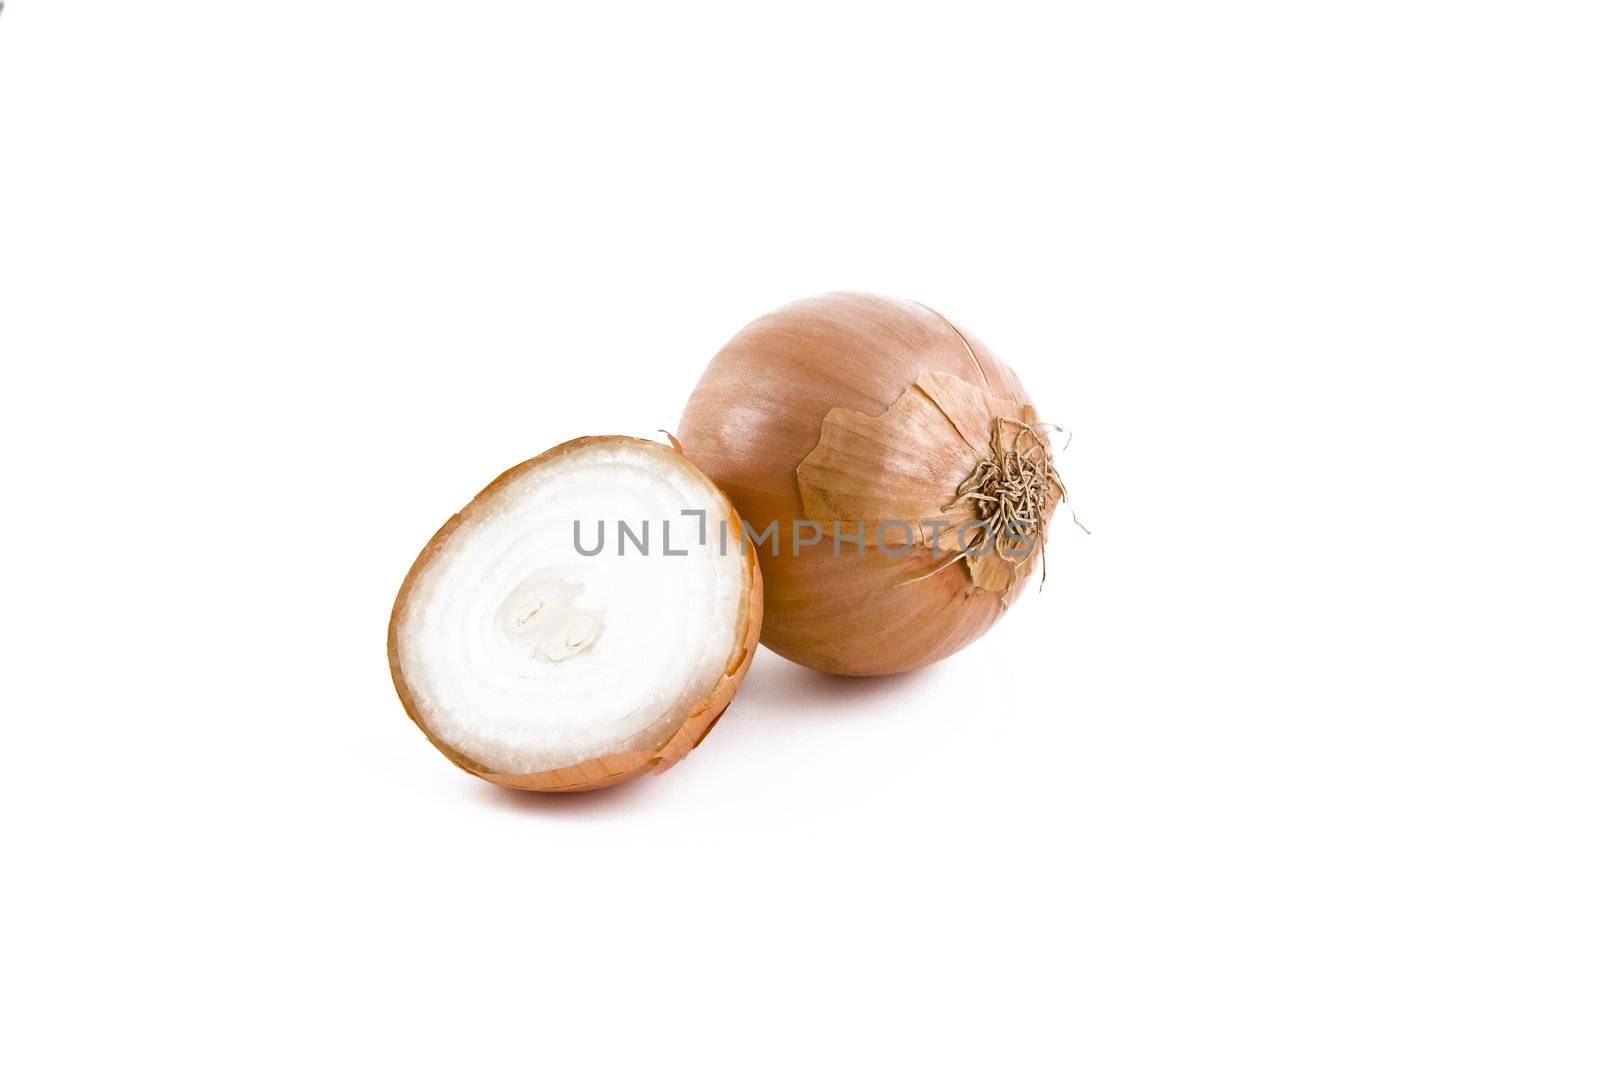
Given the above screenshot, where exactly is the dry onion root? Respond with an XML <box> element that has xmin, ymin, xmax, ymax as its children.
<box><xmin>389</xmin><ymin>436</ymin><xmax>762</xmax><ymax>791</ymax></box>
<box><xmin>678</xmin><ymin>293</ymin><xmax>1069</xmax><ymax>676</ymax></box>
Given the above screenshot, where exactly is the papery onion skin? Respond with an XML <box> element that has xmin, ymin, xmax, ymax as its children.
<box><xmin>677</xmin><ymin>293</ymin><xmax>1057</xmax><ymax>676</ymax></box>
<box><xmin>388</xmin><ymin>436</ymin><xmax>764</xmax><ymax>792</ymax></box>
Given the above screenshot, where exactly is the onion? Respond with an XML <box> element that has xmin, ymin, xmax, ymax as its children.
<box><xmin>389</xmin><ymin>436</ymin><xmax>763</xmax><ymax>791</ymax></box>
<box><xmin>677</xmin><ymin>293</ymin><xmax>1066</xmax><ymax>676</ymax></box>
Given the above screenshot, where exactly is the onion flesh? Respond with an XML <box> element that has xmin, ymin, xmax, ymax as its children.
<box><xmin>389</xmin><ymin>436</ymin><xmax>762</xmax><ymax>791</ymax></box>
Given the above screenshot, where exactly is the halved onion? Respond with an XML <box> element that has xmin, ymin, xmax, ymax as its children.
<box><xmin>389</xmin><ymin>436</ymin><xmax>763</xmax><ymax>791</ymax></box>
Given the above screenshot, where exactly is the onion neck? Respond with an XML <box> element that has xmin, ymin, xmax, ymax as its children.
<box><xmin>944</xmin><ymin>416</ymin><xmax>1066</xmax><ymax>570</ymax></box>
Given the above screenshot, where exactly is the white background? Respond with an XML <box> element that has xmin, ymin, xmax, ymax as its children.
<box><xmin>2</xmin><ymin>2</ymin><xmax>1596</xmax><ymax>1063</ymax></box>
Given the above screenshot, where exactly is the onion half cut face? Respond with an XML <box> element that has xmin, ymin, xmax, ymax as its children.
<box><xmin>389</xmin><ymin>437</ymin><xmax>762</xmax><ymax>791</ymax></box>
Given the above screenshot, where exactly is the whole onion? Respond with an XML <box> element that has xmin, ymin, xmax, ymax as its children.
<box><xmin>678</xmin><ymin>293</ymin><xmax>1067</xmax><ymax>676</ymax></box>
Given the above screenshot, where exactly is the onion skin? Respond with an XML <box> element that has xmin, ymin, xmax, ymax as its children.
<box><xmin>678</xmin><ymin>294</ymin><xmax>1053</xmax><ymax>676</ymax></box>
<box><xmin>388</xmin><ymin>436</ymin><xmax>764</xmax><ymax>792</ymax></box>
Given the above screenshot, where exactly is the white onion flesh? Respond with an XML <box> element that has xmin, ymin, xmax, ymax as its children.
<box><xmin>392</xmin><ymin>440</ymin><xmax>749</xmax><ymax>776</ymax></box>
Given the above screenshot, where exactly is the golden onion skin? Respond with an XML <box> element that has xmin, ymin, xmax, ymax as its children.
<box><xmin>677</xmin><ymin>293</ymin><xmax>1046</xmax><ymax>676</ymax></box>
